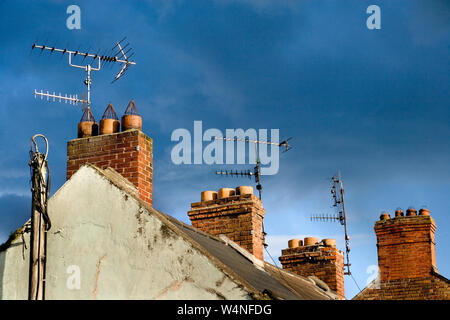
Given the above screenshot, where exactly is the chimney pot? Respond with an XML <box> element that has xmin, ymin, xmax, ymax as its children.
<box><xmin>78</xmin><ymin>107</ymin><xmax>98</xmax><ymax>138</ymax></box>
<box><xmin>78</xmin><ymin>122</ymin><xmax>98</xmax><ymax>138</ymax></box>
<box><xmin>380</xmin><ymin>211</ymin><xmax>390</xmax><ymax>220</ymax></box>
<box><xmin>121</xmin><ymin>100</ymin><xmax>142</xmax><ymax>131</ymax></box>
<box><xmin>304</xmin><ymin>237</ymin><xmax>319</xmax><ymax>246</ymax></box>
<box><xmin>121</xmin><ymin>115</ymin><xmax>142</xmax><ymax>131</ymax></box>
<box><xmin>218</xmin><ymin>188</ymin><xmax>235</xmax><ymax>199</ymax></box>
<box><xmin>288</xmin><ymin>239</ymin><xmax>302</xmax><ymax>248</ymax></box>
<box><xmin>201</xmin><ymin>191</ymin><xmax>218</xmax><ymax>202</ymax></box>
<box><xmin>236</xmin><ymin>186</ymin><xmax>253</xmax><ymax>196</ymax></box>
<box><xmin>100</xmin><ymin>119</ymin><xmax>120</xmax><ymax>135</ymax></box>
<box><xmin>395</xmin><ymin>208</ymin><xmax>404</xmax><ymax>217</ymax></box>
<box><xmin>322</xmin><ymin>238</ymin><xmax>336</xmax><ymax>247</ymax></box>
<box><xmin>99</xmin><ymin>103</ymin><xmax>120</xmax><ymax>135</ymax></box>
<box><xmin>419</xmin><ymin>208</ymin><xmax>430</xmax><ymax>216</ymax></box>
<box><xmin>406</xmin><ymin>207</ymin><xmax>417</xmax><ymax>216</ymax></box>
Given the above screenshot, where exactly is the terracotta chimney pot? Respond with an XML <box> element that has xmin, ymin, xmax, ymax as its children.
<box><xmin>78</xmin><ymin>107</ymin><xmax>98</xmax><ymax>138</ymax></box>
<box><xmin>121</xmin><ymin>115</ymin><xmax>142</xmax><ymax>131</ymax></box>
<box><xmin>304</xmin><ymin>237</ymin><xmax>319</xmax><ymax>246</ymax></box>
<box><xmin>121</xmin><ymin>100</ymin><xmax>142</xmax><ymax>131</ymax></box>
<box><xmin>406</xmin><ymin>208</ymin><xmax>417</xmax><ymax>216</ymax></box>
<box><xmin>100</xmin><ymin>118</ymin><xmax>120</xmax><ymax>135</ymax></box>
<box><xmin>322</xmin><ymin>238</ymin><xmax>337</xmax><ymax>247</ymax></box>
<box><xmin>288</xmin><ymin>239</ymin><xmax>302</xmax><ymax>248</ymax></box>
<box><xmin>201</xmin><ymin>191</ymin><xmax>218</xmax><ymax>202</ymax></box>
<box><xmin>236</xmin><ymin>186</ymin><xmax>253</xmax><ymax>196</ymax></box>
<box><xmin>395</xmin><ymin>209</ymin><xmax>404</xmax><ymax>217</ymax></box>
<box><xmin>419</xmin><ymin>208</ymin><xmax>430</xmax><ymax>216</ymax></box>
<box><xmin>380</xmin><ymin>212</ymin><xmax>390</xmax><ymax>220</ymax></box>
<box><xmin>78</xmin><ymin>121</ymin><xmax>98</xmax><ymax>138</ymax></box>
<box><xmin>99</xmin><ymin>103</ymin><xmax>120</xmax><ymax>135</ymax></box>
<box><xmin>218</xmin><ymin>188</ymin><xmax>235</xmax><ymax>199</ymax></box>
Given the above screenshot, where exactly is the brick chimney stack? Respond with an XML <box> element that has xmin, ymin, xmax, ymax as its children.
<box><xmin>354</xmin><ymin>207</ymin><xmax>449</xmax><ymax>300</ymax></box>
<box><xmin>279</xmin><ymin>237</ymin><xmax>345</xmax><ymax>299</ymax></box>
<box><xmin>187</xmin><ymin>186</ymin><xmax>266</xmax><ymax>260</ymax></box>
<box><xmin>67</xmin><ymin>101</ymin><xmax>153</xmax><ymax>207</ymax></box>
<box><xmin>375</xmin><ymin>207</ymin><xmax>437</xmax><ymax>281</ymax></box>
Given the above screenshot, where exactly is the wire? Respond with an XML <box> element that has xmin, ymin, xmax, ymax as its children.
<box><xmin>264</xmin><ymin>246</ymin><xmax>290</xmax><ymax>286</ymax></box>
<box><xmin>264</xmin><ymin>246</ymin><xmax>281</xmax><ymax>270</ymax></box>
<box><xmin>28</xmin><ymin>136</ymin><xmax>51</xmax><ymax>300</ymax></box>
<box><xmin>350</xmin><ymin>273</ymin><xmax>362</xmax><ymax>293</ymax></box>
<box><xmin>263</xmin><ymin>238</ymin><xmax>314</xmax><ymax>300</ymax></box>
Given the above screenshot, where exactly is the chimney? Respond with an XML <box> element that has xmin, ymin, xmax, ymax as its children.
<box><xmin>375</xmin><ymin>207</ymin><xmax>437</xmax><ymax>282</ymax></box>
<box><xmin>187</xmin><ymin>186</ymin><xmax>266</xmax><ymax>260</ymax></box>
<box><xmin>67</xmin><ymin>100</ymin><xmax>153</xmax><ymax>207</ymax></box>
<box><xmin>279</xmin><ymin>237</ymin><xmax>345</xmax><ymax>299</ymax></box>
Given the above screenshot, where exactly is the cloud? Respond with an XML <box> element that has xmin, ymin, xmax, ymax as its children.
<box><xmin>407</xmin><ymin>0</ymin><xmax>450</xmax><ymax>46</ymax></box>
<box><xmin>0</xmin><ymin>190</ymin><xmax>30</xmax><ymax>198</ymax></box>
<box><xmin>0</xmin><ymin>194</ymin><xmax>30</xmax><ymax>239</ymax></box>
<box><xmin>0</xmin><ymin>169</ymin><xmax>29</xmax><ymax>179</ymax></box>
<box><xmin>214</xmin><ymin>0</ymin><xmax>303</xmax><ymax>13</ymax></box>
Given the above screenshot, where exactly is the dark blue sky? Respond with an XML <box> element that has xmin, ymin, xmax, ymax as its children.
<box><xmin>0</xmin><ymin>0</ymin><xmax>449</xmax><ymax>299</ymax></box>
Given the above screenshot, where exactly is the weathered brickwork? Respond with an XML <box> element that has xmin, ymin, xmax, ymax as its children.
<box><xmin>67</xmin><ymin>129</ymin><xmax>153</xmax><ymax>206</ymax></box>
<box><xmin>279</xmin><ymin>244</ymin><xmax>345</xmax><ymax>299</ymax></box>
<box><xmin>354</xmin><ymin>273</ymin><xmax>450</xmax><ymax>300</ymax></box>
<box><xmin>188</xmin><ymin>193</ymin><xmax>265</xmax><ymax>260</ymax></box>
<box><xmin>375</xmin><ymin>215</ymin><xmax>437</xmax><ymax>281</ymax></box>
<box><xmin>354</xmin><ymin>209</ymin><xmax>450</xmax><ymax>300</ymax></box>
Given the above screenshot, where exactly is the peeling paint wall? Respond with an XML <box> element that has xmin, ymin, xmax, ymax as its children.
<box><xmin>0</xmin><ymin>229</ymin><xmax>30</xmax><ymax>299</ymax></box>
<box><xmin>1</xmin><ymin>166</ymin><xmax>253</xmax><ymax>300</ymax></box>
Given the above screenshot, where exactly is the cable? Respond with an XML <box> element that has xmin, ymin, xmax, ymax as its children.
<box><xmin>264</xmin><ymin>246</ymin><xmax>290</xmax><ymax>288</ymax></box>
<box><xmin>28</xmin><ymin>135</ymin><xmax>51</xmax><ymax>300</ymax></box>
<box><xmin>350</xmin><ymin>273</ymin><xmax>362</xmax><ymax>293</ymax></box>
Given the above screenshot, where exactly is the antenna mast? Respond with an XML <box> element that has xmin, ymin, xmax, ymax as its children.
<box><xmin>213</xmin><ymin>136</ymin><xmax>292</xmax><ymax>200</ymax></box>
<box><xmin>311</xmin><ymin>171</ymin><xmax>352</xmax><ymax>275</ymax></box>
<box><xmin>32</xmin><ymin>37</ymin><xmax>136</xmax><ymax>113</ymax></box>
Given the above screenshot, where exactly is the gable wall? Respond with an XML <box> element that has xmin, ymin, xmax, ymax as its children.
<box><xmin>1</xmin><ymin>166</ymin><xmax>254</xmax><ymax>300</ymax></box>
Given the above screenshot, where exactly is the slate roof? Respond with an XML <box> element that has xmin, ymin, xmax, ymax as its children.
<box><xmin>161</xmin><ymin>211</ymin><xmax>336</xmax><ymax>300</ymax></box>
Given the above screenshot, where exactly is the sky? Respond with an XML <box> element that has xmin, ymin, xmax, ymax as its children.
<box><xmin>0</xmin><ymin>0</ymin><xmax>449</xmax><ymax>299</ymax></box>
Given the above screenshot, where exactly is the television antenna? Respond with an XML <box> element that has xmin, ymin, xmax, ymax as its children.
<box><xmin>32</xmin><ymin>37</ymin><xmax>136</xmax><ymax>114</ymax></box>
<box><xmin>213</xmin><ymin>136</ymin><xmax>292</xmax><ymax>200</ymax></box>
<box><xmin>311</xmin><ymin>171</ymin><xmax>352</xmax><ymax>275</ymax></box>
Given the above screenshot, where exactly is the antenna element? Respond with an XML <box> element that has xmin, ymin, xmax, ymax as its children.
<box><xmin>31</xmin><ymin>39</ymin><xmax>137</xmax><ymax>115</ymax></box>
<box><xmin>311</xmin><ymin>171</ymin><xmax>352</xmax><ymax>275</ymax></box>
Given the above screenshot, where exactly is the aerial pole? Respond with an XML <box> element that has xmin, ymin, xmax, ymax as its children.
<box><xmin>311</xmin><ymin>171</ymin><xmax>352</xmax><ymax>275</ymax></box>
<box><xmin>28</xmin><ymin>134</ymin><xmax>51</xmax><ymax>300</ymax></box>
<box><xmin>213</xmin><ymin>135</ymin><xmax>292</xmax><ymax>248</ymax></box>
<box><xmin>338</xmin><ymin>172</ymin><xmax>352</xmax><ymax>275</ymax></box>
